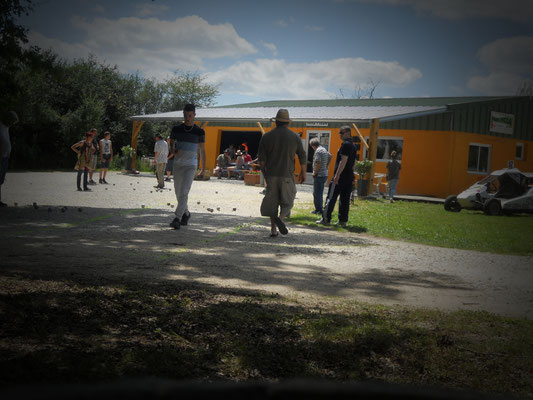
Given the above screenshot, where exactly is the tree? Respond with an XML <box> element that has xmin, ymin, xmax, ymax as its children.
<box><xmin>516</xmin><ymin>81</ymin><xmax>533</xmax><ymax>96</ymax></box>
<box><xmin>0</xmin><ymin>0</ymin><xmax>34</xmax><ymax>111</ymax></box>
<box><xmin>160</xmin><ymin>71</ymin><xmax>219</xmax><ymax>111</ymax></box>
<box><xmin>336</xmin><ymin>78</ymin><xmax>381</xmax><ymax>99</ymax></box>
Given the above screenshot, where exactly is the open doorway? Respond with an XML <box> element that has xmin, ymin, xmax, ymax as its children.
<box><xmin>306</xmin><ymin>130</ymin><xmax>331</xmax><ymax>184</ymax></box>
<box><xmin>220</xmin><ymin>131</ymin><xmax>262</xmax><ymax>159</ymax></box>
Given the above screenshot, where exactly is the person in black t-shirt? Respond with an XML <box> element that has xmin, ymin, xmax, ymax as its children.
<box><xmin>317</xmin><ymin>126</ymin><xmax>357</xmax><ymax>227</ymax></box>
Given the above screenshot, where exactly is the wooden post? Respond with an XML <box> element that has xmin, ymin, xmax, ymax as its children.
<box><xmin>351</xmin><ymin>123</ymin><xmax>369</xmax><ymax>149</ymax></box>
<box><xmin>368</xmin><ymin>118</ymin><xmax>380</xmax><ymax>190</ymax></box>
<box><xmin>257</xmin><ymin>121</ymin><xmax>266</xmax><ymax>135</ymax></box>
<box><xmin>130</xmin><ymin>120</ymin><xmax>144</xmax><ymax>170</ymax></box>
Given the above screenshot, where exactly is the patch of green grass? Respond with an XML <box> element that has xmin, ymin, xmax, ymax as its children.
<box><xmin>290</xmin><ymin>199</ymin><xmax>533</xmax><ymax>255</ymax></box>
<box><xmin>1</xmin><ymin>279</ymin><xmax>532</xmax><ymax>397</ymax></box>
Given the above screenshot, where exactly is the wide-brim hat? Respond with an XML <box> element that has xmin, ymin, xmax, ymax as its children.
<box><xmin>274</xmin><ymin>109</ymin><xmax>291</xmax><ymax>122</ymax></box>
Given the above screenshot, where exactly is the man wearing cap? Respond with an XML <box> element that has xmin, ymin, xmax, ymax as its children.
<box><xmin>317</xmin><ymin>126</ymin><xmax>357</xmax><ymax>227</ymax></box>
<box><xmin>153</xmin><ymin>133</ymin><xmax>168</xmax><ymax>189</ymax></box>
<box><xmin>0</xmin><ymin>111</ymin><xmax>18</xmax><ymax>206</ymax></box>
<box><xmin>214</xmin><ymin>148</ymin><xmax>231</xmax><ymax>179</ymax></box>
<box><xmin>257</xmin><ymin>109</ymin><xmax>306</xmax><ymax>236</ymax></box>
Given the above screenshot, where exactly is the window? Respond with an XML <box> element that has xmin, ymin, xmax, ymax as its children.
<box><xmin>468</xmin><ymin>143</ymin><xmax>491</xmax><ymax>173</ymax></box>
<box><xmin>364</xmin><ymin>137</ymin><xmax>403</xmax><ymax>161</ymax></box>
<box><xmin>516</xmin><ymin>143</ymin><xmax>524</xmax><ymax>160</ymax></box>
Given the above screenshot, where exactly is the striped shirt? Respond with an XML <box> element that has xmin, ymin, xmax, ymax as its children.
<box><xmin>170</xmin><ymin>123</ymin><xmax>205</xmax><ymax>168</ymax></box>
<box><xmin>313</xmin><ymin>145</ymin><xmax>332</xmax><ymax>177</ymax></box>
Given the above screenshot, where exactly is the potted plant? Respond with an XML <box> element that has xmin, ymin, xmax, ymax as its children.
<box><xmin>354</xmin><ymin>159</ymin><xmax>373</xmax><ymax>197</ymax></box>
<box><xmin>121</xmin><ymin>145</ymin><xmax>135</xmax><ymax>170</ymax></box>
<box><xmin>244</xmin><ymin>170</ymin><xmax>261</xmax><ymax>186</ymax></box>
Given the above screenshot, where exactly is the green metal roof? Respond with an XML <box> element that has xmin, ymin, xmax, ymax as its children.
<box><xmin>215</xmin><ymin>97</ymin><xmax>509</xmax><ymax>108</ymax></box>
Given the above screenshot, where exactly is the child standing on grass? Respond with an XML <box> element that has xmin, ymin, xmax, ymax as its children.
<box><xmin>72</xmin><ymin>132</ymin><xmax>95</xmax><ymax>191</ymax></box>
<box><xmin>99</xmin><ymin>131</ymin><xmax>113</xmax><ymax>184</ymax></box>
<box><xmin>386</xmin><ymin>150</ymin><xmax>401</xmax><ymax>203</ymax></box>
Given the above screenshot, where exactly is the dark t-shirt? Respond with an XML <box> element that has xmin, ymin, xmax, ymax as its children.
<box><xmin>169</xmin><ymin>123</ymin><xmax>205</xmax><ymax>167</ymax></box>
<box><xmin>387</xmin><ymin>160</ymin><xmax>401</xmax><ymax>180</ymax></box>
<box><xmin>334</xmin><ymin>139</ymin><xmax>357</xmax><ymax>183</ymax></box>
<box><xmin>257</xmin><ymin>125</ymin><xmax>306</xmax><ymax>178</ymax></box>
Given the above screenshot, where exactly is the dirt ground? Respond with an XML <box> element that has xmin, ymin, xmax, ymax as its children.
<box><xmin>1</xmin><ymin>171</ymin><xmax>532</xmax><ymax>319</ymax></box>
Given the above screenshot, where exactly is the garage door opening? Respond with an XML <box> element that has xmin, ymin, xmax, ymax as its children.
<box><xmin>220</xmin><ymin>131</ymin><xmax>262</xmax><ymax>159</ymax></box>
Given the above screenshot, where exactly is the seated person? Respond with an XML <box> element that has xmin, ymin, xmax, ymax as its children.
<box><xmin>213</xmin><ymin>149</ymin><xmax>231</xmax><ymax>178</ymax></box>
<box><xmin>228</xmin><ymin>150</ymin><xmax>245</xmax><ymax>179</ymax></box>
<box><xmin>242</xmin><ymin>151</ymin><xmax>252</xmax><ymax>170</ymax></box>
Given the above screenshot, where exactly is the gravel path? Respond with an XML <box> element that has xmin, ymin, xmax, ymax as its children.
<box><xmin>1</xmin><ymin>171</ymin><xmax>532</xmax><ymax>319</ymax></box>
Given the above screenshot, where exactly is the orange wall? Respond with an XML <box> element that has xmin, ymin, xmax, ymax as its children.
<box><xmin>203</xmin><ymin>124</ymin><xmax>533</xmax><ymax>198</ymax></box>
<box><xmin>447</xmin><ymin>132</ymin><xmax>533</xmax><ymax>196</ymax></box>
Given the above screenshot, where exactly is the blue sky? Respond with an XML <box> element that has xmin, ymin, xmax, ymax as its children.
<box><xmin>20</xmin><ymin>0</ymin><xmax>533</xmax><ymax>106</ymax></box>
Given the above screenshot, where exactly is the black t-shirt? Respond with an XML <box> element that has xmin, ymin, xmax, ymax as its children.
<box><xmin>334</xmin><ymin>139</ymin><xmax>357</xmax><ymax>182</ymax></box>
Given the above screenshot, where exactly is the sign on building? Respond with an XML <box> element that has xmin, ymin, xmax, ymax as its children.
<box><xmin>489</xmin><ymin>111</ymin><xmax>514</xmax><ymax>135</ymax></box>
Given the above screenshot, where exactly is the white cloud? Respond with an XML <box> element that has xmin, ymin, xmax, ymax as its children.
<box><xmin>27</xmin><ymin>15</ymin><xmax>257</xmax><ymax>79</ymax></box>
<box><xmin>467</xmin><ymin>36</ymin><xmax>533</xmax><ymax>95</ymax></box>
<box><xmin>260</xmin><ymin>41</ymin><xmax>278</xmax><ymax>56</ymax></box>
<box><xmin>305</xmin><ymin>25</ymin><xmax>324</xmax><ymax>32</ymax></box>
<box><xmin>93</xmin><ymin>4</ymin><xmax>105</xmax><ymax>14</ymax></box>
<box><xmin>205</xmin><ymin>57</ymin><xmax>422</xmax><ymax>99</ymax></box>
<box><xmin>275</xmin><ymin>16</ymin><xmax>295</xmax><ymax>27</ymax></box>
<box><xmin>352</xmin><ymin>0</ymin><xmax>533</xmax><ymax>22</ymax></box>
<box><xmin>135</xmin><ymin>2</ymin><xmax>169</xmax><ymax>17</ymax></box>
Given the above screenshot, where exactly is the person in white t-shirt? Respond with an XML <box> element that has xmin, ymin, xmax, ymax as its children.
<box><xmin>153</xmin><ymin>133</ymin><xmax>169</xmax><ymax>189</ymax></box>
<box><xmin>99</xmin><ymin>131</ymin><xmax>113</xmax><ymax>184</ymax></box>
<box><xmin>0</xmin><ymin>111</ymin><xmax>19</xmax><ymax>207</ymax></box>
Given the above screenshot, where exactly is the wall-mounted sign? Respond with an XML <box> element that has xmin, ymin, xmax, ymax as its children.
<box><xmin>489</xmin><ymin>111</ymin><xmax>514</xmax><ymax>135</ymax></box>
<box><xmin>306</xmin><ymin>122</ymin><xmax>329</xmax><ymax>127</ymax></box>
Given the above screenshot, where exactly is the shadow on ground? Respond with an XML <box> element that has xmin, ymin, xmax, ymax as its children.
<box><xmin>0</xmin><ymin>205</ymin><xmax>467</xmax><ymax>301</ymax></box>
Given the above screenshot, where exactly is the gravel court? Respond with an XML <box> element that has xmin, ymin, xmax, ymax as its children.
<box><xmin>1</xmin><ymin>171</ymin><xmax>533</xmax><ymax>319</ymax></box>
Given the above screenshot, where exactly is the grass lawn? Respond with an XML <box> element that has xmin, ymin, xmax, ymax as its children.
<box><xmin>1</xmin><ymin>279</ymin><xmax>532</xmax><ymax>398</ymax></box>
<box><xmin>290</xmin><ymin>199</ymin><xmax>533</xmax><ymax>256</ymax></box>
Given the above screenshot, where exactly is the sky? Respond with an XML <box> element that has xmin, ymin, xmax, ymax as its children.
<box><xmin>19</xmin><ymin>0</ymin><xmax>533</xmax><ymax>106</ymax></box>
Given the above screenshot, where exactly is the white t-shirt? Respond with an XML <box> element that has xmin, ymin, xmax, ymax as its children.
<box><xmin>100</xmin><ymin>139</ymin><xmax>112</xmax><ymax>155</ymax></box>
<box><xmin>154</xmin><ymin>139</ymin><xmax>169</xmax><ymax>163</ymax></box>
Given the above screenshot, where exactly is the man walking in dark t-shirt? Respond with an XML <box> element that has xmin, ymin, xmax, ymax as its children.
<box><xmin>317</xmin><ymin>125</ymin><xmax>357</xmax><ymax>227</ymax></box>
<box><xmin>168</xmin><ymin>103</ymin><xmax>206</xmax><ymax>230</ymax></box>
<box><xmin>257</xmin><ymin>109</ymin><xmax>306</xmax><ymax>237</ymax></box>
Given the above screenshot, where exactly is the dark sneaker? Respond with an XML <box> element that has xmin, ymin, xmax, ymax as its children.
<box><xmin>316</xmin><ymin>218</ymin><xmax>330</xmax><ymax>226</ymax></box>
<box><xmin>272</xmin><ymin>216</ymin><xmax>288</xmax><ymax>235</ymax></box>
<box><xmin>99</xmin><ymin>179</ymin><xmax>103</xmax><ymax>184</ymax></box>
<box><xmin>164</xmin><ymin>177</ymin><xmax>171</xmax><ymax>182</ymax></box>
<box><xmin>335</xmin><ymin>221</ymin><xmax>347</xmax><ymax>228</ymax></box>
<box><xmin>103</xmin><ymin>179</ymin><xmax>108</xmax><ymax>184</ymax></box>
<box><xmin>181</xmin><ymin>211</ymin><xmax>191</xmax><ymax>226</ymax></box>
<box><xmin>77</xmin><ymin>187</ymin><xmax>83</xmax><ymax>192</ymax></box>
<box><xmin>83</xmin><ymin>187</ymin><xmax>92</xmax><ymax>191</ymax></box>
<box><xmin>169</xmin><ymin>217</ymin><xmax>181</xmax><ymax>229</ymax></box>
<box><xmin>89</xmin><ymin>180</ymin><xmax>96</xmax><ymax>185</ymax></box>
